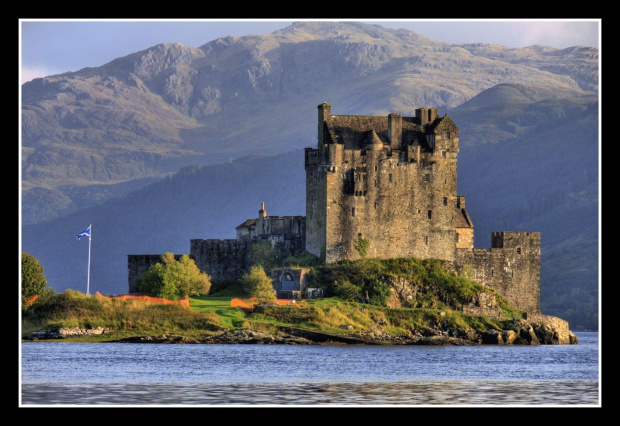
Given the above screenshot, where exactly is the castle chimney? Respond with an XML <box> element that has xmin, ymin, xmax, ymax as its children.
<box><xmin>317</xmin><ymin>102</ymin><xmax>331</xmax><ymax>147</ymax></box>
<box><xmin>388</xmin><ymin>113</ymin><xmax>402</xmax><ymax>150</ymax></box>
<box><xmin>415</xmin><ymin>107</ymin><xmax>439</xmax><ymax>126</ymax></box>
<box><xmin>259</xmin><ymin>202</ymin><xmax>267</xmax><ymax>218</ymax></box>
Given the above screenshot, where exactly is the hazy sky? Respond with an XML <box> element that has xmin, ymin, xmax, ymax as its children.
<box><xmin>19</xmin><ymin>19</ymin><xmax>601</xmax><ymax>84</ymax></box>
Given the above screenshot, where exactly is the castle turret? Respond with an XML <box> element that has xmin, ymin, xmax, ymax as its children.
<box><xmin>259</xmin><ymin>202</ymin><xmax>267</xmax><ymax>218</ymax></box>
<box><xmin>388</xmin><ymin>113</ymin><xmax>402</xmax><ymax>150</ymax></box>
<box><xmin>318</xmin><ymin>102</ymin><xmax>331</xmax><ymax>147</ymax></box>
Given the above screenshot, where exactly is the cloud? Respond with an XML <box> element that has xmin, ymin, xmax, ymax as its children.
<box><xmin>507</xmin><ymin>21</ymin><xmax>599</xmax><ymax>48</ymax></box>
<box><xmin>21</xmin><ymin>67</ymin><xmax>51</xmax><ymax>84</ymax></box>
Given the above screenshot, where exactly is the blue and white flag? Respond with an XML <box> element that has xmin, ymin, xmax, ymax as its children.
<box><xmin>77</xmin><ymin>225</ymin><xmax>91</xmax><ymax>240</ymax></box>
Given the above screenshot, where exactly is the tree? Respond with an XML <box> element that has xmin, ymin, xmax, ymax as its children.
<box><xmin>251</xmin><ymin>240</ymin><xmax>276</xmax><ymax>272</ymax></box>
<box><xmin>138</xmin><ymin>252</ymin><xmax>211</xmax><ymax>300</ymax></box>
<box><xmin>240</xmin><ymin>265</ymin><xmax>276</xmax><ymax>302</ymax></box>
<box><xmin>21</xmin><ymin>252</ymin><xmax>52</xmax><ymax>304</ymax></box>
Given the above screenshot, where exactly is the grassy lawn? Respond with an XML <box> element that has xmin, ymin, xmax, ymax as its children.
<box><xmin>189</xmin><ymin>295</ymin><xmax>249</xmax><ymax>329</ymax></box>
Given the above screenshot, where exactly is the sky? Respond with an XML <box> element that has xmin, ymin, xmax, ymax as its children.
<box><xmin>19</xmin><ymin>19</ymin><xmax>601</xmax><ymax>84</ymax></box>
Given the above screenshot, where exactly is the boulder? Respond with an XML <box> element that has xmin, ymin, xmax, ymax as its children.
<box><xmin>569</xmin><ymin>332</ymin><xmax>579</xmax><ymax>344</ymax></box>
<box><xmin>515</xmin><ymin>325</ymin><xmax>540</xmax><ymax>345</ymax></box>
<box><xmin>532</xmin><ymin>323</ymin><xmax>558</xmax><ymax>345</ymax></box>
<box><xmin>501</xmin><ymin>329</ymin><xmax>518</xmax><ymax>344</ymax></box>
<box><xmin>481</xmin><ymin>329</ymin><xmax>504</xmax><ymax>344</ymax></box>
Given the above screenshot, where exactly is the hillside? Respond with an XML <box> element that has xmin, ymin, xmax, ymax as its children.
<box><xmin>20</xmin><ymin>23</ymin><xmax>599</xmax><ymax>330</ymax></box>
<box><xmin>449</xmin><ymin>84</ymin><xmax>599</xmax><ymax>330</ymax></box>
<box><xmin>22</xmin><ymin>89</ymin><xmax>599</xmax><ymax>330</ymax></box>
<box><xmin>21</xmin><ymin>21</ymin><xmax>598</xmax><ymax>225</ymax></box>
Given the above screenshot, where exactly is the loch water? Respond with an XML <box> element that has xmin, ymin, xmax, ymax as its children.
<box><xmin>20</xmin><ymin>332</ymin><xmax>599</xmax><ymax>406</ymax></box>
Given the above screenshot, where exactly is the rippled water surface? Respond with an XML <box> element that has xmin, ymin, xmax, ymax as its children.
<box><xmin>20</xmin><ymin>332</ymin><xmax>599</xmax><ymax>406</ymax></box>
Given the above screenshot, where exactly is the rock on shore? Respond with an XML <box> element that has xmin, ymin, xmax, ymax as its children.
<box><xmin>23</xmin><ymin>317</ymin><xmax>578</xmax><ymax>346</ymax></box>
<box><xmin>24</xmin><ymin>327</ymin><xmax>115</xmax><ymax>340</ymax></box>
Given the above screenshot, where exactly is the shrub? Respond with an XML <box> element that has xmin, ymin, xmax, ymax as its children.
<box><xmin>21</xmin><ymin>252</ymin><xmax>55</xmax><ymax>309</ymax></box>
<box><xmin>138</xmin><ymin>253</ymin><xmax>211</xmax><ymax>300</ymax></box>
<box><xmin>251</xmin><ymin>240</ymin><xmax>277</xmax><ymax>272</ymax></box>
<box><xmin>239</xmin><ymin>265</ymin><xmax>276</xmax><ymax>302</ymax></box>
<box><xmin>354</xmin><ymin>235</ymin><xmax>370</xmax><ymax>258</ymax></box>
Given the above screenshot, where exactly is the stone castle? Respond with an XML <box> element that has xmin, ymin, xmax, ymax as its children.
<box><xmin>128</xmin><ymin>103</ymin><xmax>541</xmax><ymax>315</ymax></box>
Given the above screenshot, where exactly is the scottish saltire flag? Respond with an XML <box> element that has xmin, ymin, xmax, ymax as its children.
<box><xmin>77</xmin><ymin>225</ymin><xmax>91</xmax><ymax>240</ymax></box>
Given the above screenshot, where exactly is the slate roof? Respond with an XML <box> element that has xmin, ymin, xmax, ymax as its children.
<box><xmin>235</xmin><ymin>219</ymin><xmax>257</xmax><ymax>229</ymax></box>
<box><xmin>456</xmin><ymin>208</ymin><xmax>473</xmax><ymax>228</ymax></box>
<box><xmin>326</xmin><ymin>115</ymin><xmax>430</xmax><ymax>150</ymax></box>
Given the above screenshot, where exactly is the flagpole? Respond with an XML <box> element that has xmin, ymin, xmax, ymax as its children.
<box><xmin>87</xmin><ymin>225</ymin><xmax>91</xmax><ymax>295</ymax></box>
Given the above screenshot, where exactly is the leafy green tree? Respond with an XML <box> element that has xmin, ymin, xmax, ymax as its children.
<box><xmin>138</xmin><ymin>252</ymin><xmax>211</xmax><ymax>300</ymax></box>
<box><xmin>240</xmin><ymin>265</ymin><xmax>276</xmax><ymax>302</ymax></box>
<box><xmin>21</xmin><ymin>252</ymin><xmax>54</xmax><ymax>305</ymax></box>
<box><xmin>363</xmin><ymin>279</ymin><xmax>392</xmax><ymax>306</ymax></box>
<box><xmin>333</xmin><ymin>278</ymin><xmax>362</xmax><ymax>302</ymax></box>
<box><xmin>251</xmin><ymin>240</ymin><xmax>277</xmax><ymax>272</ymax></box>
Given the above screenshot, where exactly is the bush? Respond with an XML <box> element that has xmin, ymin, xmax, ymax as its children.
<box><xmin>21</xmin><ymin>252</ymin><xmax>55</xmax><ymax>309</ymax></box>
<box><xmin>138</xmin><ymin>253</ymin><xmax>211</xmax><ymax>300</ymax></box>
<box><xmin>282</xmin><ymin>251</ymin><xmax>321</xmax><ymax>267</ymax></box>
<box><xmin>251</xmin><ymin>241</ymin><xmax>277</xmax><ymax>272</ymax></box>
<box><xmin>239</xmin><ymin>265</ymin><xmax>276</xmax><ymax>302</ymax></box>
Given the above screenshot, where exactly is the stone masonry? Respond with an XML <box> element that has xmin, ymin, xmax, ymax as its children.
<box><xmin>128</xmin><ymin>102</ymin><xmax>542</xmax><ymax>316</ymax></box>
<box><xmin>305</xmin><ymin>103</ymin><xmax>540</xmax><ymax>313</ymax></box>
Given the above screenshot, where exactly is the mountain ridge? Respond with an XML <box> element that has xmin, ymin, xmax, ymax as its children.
<box><xmin>21</xmin><ymin>21</ymin><xmax>598</xmax><ymax>225</ymax></box>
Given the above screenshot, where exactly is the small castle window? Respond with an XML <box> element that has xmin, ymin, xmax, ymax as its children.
<box><xmin>363</xmin><ymin>191</ymin><xmax>367</xmax><ymax>196</ymax></box>
<box><xmin>443</xmin><ymin>197</ymin><xmax>448</xmax><ymax>206</ymax></box>
<box><xmin>389</xmin><ymin>174</ymin><xmax>393</xmax><ymax>182</ymax></box>
<box><xmin>374</xmin><ymin>165</ymin><xmax>378</xmax><ymax>171</ymax></box>
<box><xmin>425</xmin><ymin>236</ymin><xmax>429</xmax><ymax>245</ymax></box>
<box><xmin>374</xmin><ymin>202</ymin><xmax>377</xmax><ymax>209</ymax></box>
<box><xmin>444</xmin><ymin>131</ymin><xmax>450</xmax><ymax>139</ymax></box>
<box><xmin>352</xmin><ymin>208</ymin><xmax>355</xmax><ymax>217</ymax></box>
<box><xmin>424</xmin><ymin>174</ymin><xmax>430</xmax><ymax>183</ymax></box>
<box><xmin>427</xmin><ymin>210</ymin><xmax>432</xmax><ymax>220</ymax></box>
<box><xmin>442</xmin><ymin>151</ymin><xmax>446</xmax><ymax>158</ymax></box>
<box><xmin>517</xmin><ymin>247</ymin><xmax>522</xmax><ymax>254</ymax></box>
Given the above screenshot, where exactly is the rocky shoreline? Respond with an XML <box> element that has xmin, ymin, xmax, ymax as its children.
<box><xmin>23</xmin><ymin>317</ymin><xmax>578</xmax><ymax>346</ymax></box>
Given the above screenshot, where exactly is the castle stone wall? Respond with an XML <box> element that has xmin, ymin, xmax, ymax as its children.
<box><xmin>305</xmin><ymin>109</ymin><xmax>463</xmax><ymax>263</ymax></box>
<box><xmin>450</xmin><ymin>231</ymin><xmax>541</xmax><ymax>313</ymax></box>
<box><xmin>127</xmin><ymin>254</ymin><xmax>183</xmax><ymax>294</ymax></box>
<box><xmin>190</xmin><ymin>239</ymin><xmax>253</xmax><ymax>283</ymax></box>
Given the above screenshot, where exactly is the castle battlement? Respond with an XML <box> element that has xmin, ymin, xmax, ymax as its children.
<box><xmin>128</xmin><ymin>102</ymin><xmax>542</xmax><ymax>314</ymax></box>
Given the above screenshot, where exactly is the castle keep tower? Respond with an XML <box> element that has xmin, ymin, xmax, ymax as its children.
<box><xmin>305</xmin><ymin>103</ymin><xmax>471</xmax><ymax>263</ymax></box>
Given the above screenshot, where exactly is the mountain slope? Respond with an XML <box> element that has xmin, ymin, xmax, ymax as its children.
<box><xmin>449</xmin><ymin>84</ymin><xmax>599</xmax><ymax>330</ymax></box>
<box><xmin>22</xmin><ymin>81</ymin><xmax>599</xmax><ymax>329</ymax></box>
<box><xmin>21</xmin><ymin>21</ymin><xmax>597</xmax><ymax>225</ymax></box>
